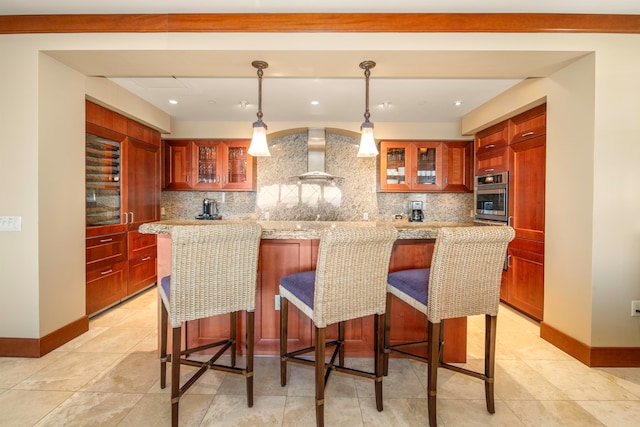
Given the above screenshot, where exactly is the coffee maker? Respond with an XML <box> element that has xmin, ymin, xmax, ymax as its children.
<box><xmin>197</xmin><ymin>198</ymin><xmax>220</xmax><ymax>220</ymax></box>
<box><xmin>409</xmin><ymin>201</ymin><xmax>424</xmax><ymax>222</ymax></box>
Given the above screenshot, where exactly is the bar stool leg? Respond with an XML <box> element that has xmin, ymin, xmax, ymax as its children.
<box><xmin>315</xmin><ymin>326</ymin><xmax>326</xmax><ymax>427</ymax></box>
<box><xmin>485</xmin><ymin>314</ymin><xmax>497</xmax><ymax>414</ymax></box>
<box><xmin>246</xmin><ymin>311</ymin><xmax>255</xmax><ymax>407</ymax></box>
<box><xmin>160</xmin><ymin>304</ymin><xmax>168</xmax><ymax>388</ymax></box>
<box><xmin>374</xmin><ymin>313</ymin><xmax>384</xmax><ymax>411</ymax></box>
<box><xmin>171</xmin><ymin>326</ymin><xmax>181</xmax><ymax>427</ymax></box>
<box><xmin>338</xmin><ymin>321</ymin><xmax>345</xmax><ymax>367</ymax></box>
<box><xmin>230</xmin><ymin>311</ymin><xmax>237</xmax><ymax>367</ymax></box>
<box><xmin>427</xmin><ymin>320</ymin><xmax>440</xmax><ymax>427</ymax></box>
<box><xmin>383</xmin><ymin>293</ymin><xmax>393</xmax><ymax>376</ymax></box>
<box><xmin>280</xmin><ymin>297</ymin><xmax>289</xmax><ymax>387</ymax></box>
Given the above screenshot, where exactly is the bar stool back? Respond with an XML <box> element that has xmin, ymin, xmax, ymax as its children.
<box><xmin>279</xmin><ymin>225</ymin><xmax>398</xmax><ymax>427</ymax></box>
<box><xmin>384</xmin><ymin>226</ymin><xmax>514</xmax><ymax>427</ymax></box>
<box><xmin>159</xmin><ymin>223</ymin><xmax>262</xmax><ymax>426</ymax></box>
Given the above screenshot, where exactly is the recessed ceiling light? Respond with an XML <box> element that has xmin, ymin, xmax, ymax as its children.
<box><xmin>169</xmin><ymin>99</ymin><xmax>178</xmax><ymax>105</ymax></box>
<box><xmin>208</xmin><ymin>100</ymin><xmax>217</xmax><ymax>105</ymax></box>
<box><xmin>381</xmin><ymin>101</ymin><xmax>391</xmax><ymax>109</ymax></box>
<box><xmin>310</xmin><ymin>100</ymin><xmax>319</xmax><ymax>106</ymax></box>
<box><xmin>454</xmin><ymin>100</ymin><xmax>463</xmax><ymax>106</ymax></box>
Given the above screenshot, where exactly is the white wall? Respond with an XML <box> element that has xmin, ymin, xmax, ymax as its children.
<box><xmin>1</xmin><ymin>31</ymin><xmax>639</xmax><ymax>350</ymax></box>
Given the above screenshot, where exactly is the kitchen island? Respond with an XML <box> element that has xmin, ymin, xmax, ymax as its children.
<box><xmin>140</xmin><ymin>220</ymin><xmax>473</xmax><ymax>363</ymax></box>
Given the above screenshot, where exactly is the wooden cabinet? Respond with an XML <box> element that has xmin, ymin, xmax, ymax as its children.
<box><xmin>474</xmin><ymin>121</ymin><xmax>509</xmax><ymax>175</ymax></box>
<box><xmin>163</xmin><ymin>139</ymin><xmax>256</xmax><ymax>191</ymax></box>
<box><xmin>85</xmin><ymin>101</ymin><xmax>160</xmax><ymax>316</ymax></box>
<box><xmin>506</xmin><ymin>239</ymin><xmax>544</xmax><ymax>321</ymax></box>
<box><xmin>380</xmin><ymin>140</ymin><xmax>472</xmax><ymax>193</ymax></box>
<box><xmin>509</xmin><ymin>104</ymin><xmax>546</xmax><ymax>145</ymax></box>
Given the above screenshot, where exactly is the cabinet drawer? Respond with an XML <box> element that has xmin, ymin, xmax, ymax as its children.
<box><xmin>509</xmin><ymin>104</ymin><xmax>546</xmax><ymax>144</ymax></box>
<box><xmin>475</xmin><ymin>147</ymin><xmax>509</xmax><ymax>175</ymax></box>
<box><xmin>86</xmin><ymin>260</ymin><xmax>127</xmax><ymax>316</ymax></box>
<box><xmin>475</xmin><ymin>122</ymin><xmax>508</xmax><ymax>155</ymax></box>
<box><xmin>86</xmin><ymin>232</ymin><xmax>127</xmax><ymax>271</ymax></box>
<box><xmin>128</xmin><ymin>231</ymin><xmax>157</xmax><ymax>259</ymax></box>
<box><xmin>128</xmin><ymin>254</ymin><xmax>157</xmax><ymax>295</ymax></box>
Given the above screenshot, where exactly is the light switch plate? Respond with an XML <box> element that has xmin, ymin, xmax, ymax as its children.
<box><xmin>0</xmin><ymin>216</ymin><xmax>22</xmax><ymax>232</ymax></box>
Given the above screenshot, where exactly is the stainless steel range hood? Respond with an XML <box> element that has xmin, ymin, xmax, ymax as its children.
<box><xmin>291</xmin><ymin>128</ymin><xmax>343</xmax><ymax>183</ymax></box>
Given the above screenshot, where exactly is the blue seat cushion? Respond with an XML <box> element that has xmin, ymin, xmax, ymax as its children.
<box><xmin>161</xmin><ymin>275</ymin><xmax>171</xmax><ymax>302</ymax></box>
<box><xmin>387</xmin><ymin>268</ymin><xmax>430</xmax><ymax>306</ymax></box>
<box><xmin>280</xmin><ymin>270</ymin><xmax>316</xmax><ymax>309</ymax></box>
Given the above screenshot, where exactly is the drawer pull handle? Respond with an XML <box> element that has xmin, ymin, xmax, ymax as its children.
<box><xmin>100</xmin><ymin>269</ymin><xmax>113</xmax><ymax>275</ymax></box>
<box><xmin>521</xmin><ymin>131</ymin><xmax>535</xmax><ymax>137</ymax></box>
<box><xmin>485</xmin><ymin>144</ymin><xmax>495</xmax><ymax>149</ymax></box>
<box><xmin>484</xmin><ymin>168</ymin><xmax>495</xmax><ymax>172</ymax></box>
<box><xmin>99</xmin><ymin>238</ymin><xmax>113</xmax><ymax>243</ymax></box>
<box><xmin>142</xmin><ymin>256</ymin><xmax>151</xmax><ymax>261</ymax></box>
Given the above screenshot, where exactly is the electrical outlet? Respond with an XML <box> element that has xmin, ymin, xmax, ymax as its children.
<box><xmin>0</xmin><ymin>216</ymin><xmax>21</xmax><ymax>232</ymax></box>
<box><xmin>632</xmin><ymin>300</ymin><xmax>640</xmax><ymax>317</ymax></box>
<box><xmin>363</xmin><ymin>212</ymin><xmax>369</xmax><ymax>221</ymax></box>
<box><xmin>275</xmin><ymin>294</ymin><xmax>281</xmax><ymax>311</ymax></box>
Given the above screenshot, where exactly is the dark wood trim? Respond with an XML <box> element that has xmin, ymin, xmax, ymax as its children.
<box><xmin>540</xmin><ymin>321</ymin><xmax>640</xmax><ymax>367</ymax></box>
<box><xmin>1</xmin><ymin>13</ymin><xmax>639</xmax><ymax>35</ymax></box>
<box><xmin>0</xmin><ymin>316</ymin><xmax>89</xmax><ymax>358</ymax></box>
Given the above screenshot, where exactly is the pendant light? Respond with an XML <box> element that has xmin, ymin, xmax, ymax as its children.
<box><xmin>248</xmin><ymin>60</ymin><xmax>271</xmax><ymax>157</ymax></box>
<box><xmin>357</xmin><ymin>60</ymin><xmax>378</xmax><ymax>157</ymax></box>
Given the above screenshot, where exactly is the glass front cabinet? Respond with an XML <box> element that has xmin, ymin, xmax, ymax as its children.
<box><xmin>165</xmin><ymin>139</ymin><xmax>255</xmax><ymax>191</ymax></box>
<box><xmin>380</xmin><ymin>141</ymin><xmax>443</xmax><ymax>191</ymax></box>
<box><xmin>85</xmin><ymin>132</ymin><xmax>124</xmax><ymax>226</ymax></box>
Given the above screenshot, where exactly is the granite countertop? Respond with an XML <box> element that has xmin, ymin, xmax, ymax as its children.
<box><xmin>139</xmin><ymin>220</ymin><xmax>474</xmax><ymax>240</ymax></box>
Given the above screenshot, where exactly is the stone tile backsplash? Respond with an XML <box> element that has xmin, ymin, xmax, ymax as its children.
<box><xmin>161</xmin><ymin>130</ymin><xmax>473</xmax><ymax>222</ymax></box>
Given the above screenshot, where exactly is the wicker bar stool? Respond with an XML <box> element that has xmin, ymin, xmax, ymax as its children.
<box><xmin>159</xmin><ymin>223</ymin><xmax>262</xmax><ymax>426</ymax></box>
<box><xmin>383</xmin><ymin>226</ymin><xmax>514</xmax><ymax>427</ymax></box>
<box><xmin>279</xmin><ymin>225</ymin><xmax>398</xmax><ymax>427</ymax></box>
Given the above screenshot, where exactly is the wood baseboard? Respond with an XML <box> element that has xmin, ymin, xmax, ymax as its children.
<box><xmin>0</xmin><ymin>316</ymin><xmax>89</xmax><ymax>358</ymax></box>
<box><xmin>540</xmin><ymin>321</ymin><xmax>640</xmax><ymax>367</ymax></box>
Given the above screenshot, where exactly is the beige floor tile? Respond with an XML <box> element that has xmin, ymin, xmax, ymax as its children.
<box><xmin>355</xmin><ymin>358</ymin><xmax>427</xmax><ymax>399</ymax></box>
<box><xmin>282</xmin><ymin>396</ymin><xmax>362</xmax><ymax>427</ymax></box>
<box><xmin>13</xmin><ymin>351</ymin><xmax>123</xmax><ymax>392</ymax></box>
<box><xmin>200</xmin><ymin>394</ymin><xmax>286</xmax><ymax>426</ymax></box>
<box><xmin>576</xmin><ymin>400</ymin><xmax>640</xmax><ymax>427</ymax></box>
<box><xmin>217</xmin><ymin>356</ymin><xmax>288</xmax><ymax>397</ymax></box>
<box><xmin>129</xmin><ymin>329</ymin><xmax>159</xmax><ymax>352</ymax></box>
<box><xmin>89</xmin><ymin>305</ymin><xmax>138</xmax><ymax>328</ymax></box>
<box><xmin>524</xmin><ymin>360</ymin><xmax>638</xmax><ymax>401</ymax></box>
<box><xmin>596</xmin><ymin>367</ymin><xmax>640</xmax><ymax>399</ymax></box>
<box><xmin>504</xmin><ymin>400</ymin><xmax>605</xmax><ymax>427</ymax></box>
<box><xmin>285</xmin><ymin>362</ymin><xmax>357</xmax><ymax>398</ymax></box>
<box><xmin>495</xmin><ymin>359</ymin><xmax>569</xmax><ymax>401</ymax></box>
<box><xmin>437</xmin><ymin>398</ymin><xmax>525</xmax><ymax>426</ymax></box>
<box><xmin>72</xmin><ymin>327</ymin><xmax>151</xmax><ymax>353</ymax></box>
<box><xmin>52</xmin><ymin>326</ymin><xmax>110</xmax><ymax>352</ymax></box>
<box><xmin>0</xmin><ymin>352</ymin><xmax>65</xmax><ymax>389</ymax></box>
<box><xmin>110</xmin><ymin>307</ymin><xmax>158</xmax><ymax>330</ymax></box>
<box><xmin>33</xmin><ymin>391</ymin><xmax>143</xmax><ymax>426</ymax></box>
<box><xmin>146</xmin><ymin>363</ymin><xmax>227</xmax><ymax>396</ymax></box>
<box><xmin>360</xmin><ymin>397</ymin><xmax>429</xmax><ymax>426</ymax></box>
<box><xmin>119</xmin><ymin>393</ymin><xmax>213</xmax><ymax>427</ymax></box>
<box><xmin>410</xmin><ymin>358</ymin><xmax>487</xmax><ymax>400</ymax></box>
<box><xmin>84</xmin><ymin>350</ymin><xmax>159</xmax><ymax>393</ymax></box>
<box><xmin>0</xmin><ymin>389</ymin><xmax>71</xmax><ymax>426</ymax></box>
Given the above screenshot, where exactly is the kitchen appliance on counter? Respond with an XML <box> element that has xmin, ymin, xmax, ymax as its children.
<box><xmin>409</xmin><ymin>200</ymin><xmax>424</xmax><ymax>222</ymax></box>
<box><xmin>196</xmin><ymin>198</ymin><xmax>222</xmax><ymax>220</ymax></box>
<box><xmin>474</xmin><ymin>172</ymin><xmax>508</xmax><ymax>224</ymax></box>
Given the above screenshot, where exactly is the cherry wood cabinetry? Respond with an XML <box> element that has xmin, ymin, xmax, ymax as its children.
<box><xmin>474</xmin><ymin>121</ymin><xmax>509</xmax><ymax>175</ymax></box>
<box><xmin>380</xmin><ymin>140</ymin><xmax>472</xmax><ymax>193</ymax></box>
<box><xmin>475</xmin><ymin>104</ymin><xmax>546</xmax><ymax>320</ymax></box>
<box><xmin>85</xmin><ymin>101</ymin><xmax>160</xmax><ymax>316</ymax></box>
<box><xmin>184</xmin><ymin>237</ymin><xmax>466</xmax><ymax>362</ymax></box>
<box><xmin>163</xmin><ymin>139</ymin><xmax>256</xmax><ymax>191</ymax></box>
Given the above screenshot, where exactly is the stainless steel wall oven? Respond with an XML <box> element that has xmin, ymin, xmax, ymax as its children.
<box><xmin>474</xmin><ymin>171</ymin><xmax>508</xmax><ymax>223</ymax></box>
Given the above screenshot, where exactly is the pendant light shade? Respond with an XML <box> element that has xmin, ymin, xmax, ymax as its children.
<box><xmin>248</xmin><ymin>60</ymin><xmax>271</xmax><ymax>157</ymax></box>
<box><xmin>357</xmin><ymin>60</ymin><xmax>379</xmax><ymax>157</ymax></box>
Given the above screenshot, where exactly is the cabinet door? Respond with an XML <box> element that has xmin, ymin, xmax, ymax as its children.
<box><xmin>442</xmin><ymin>141</ymin><xmax>473</xmax><ymax>192</ymax></box>
<box><xmin>222</xmin><ymin>140</ymin><xmax>255</xmax><ymax>190</ymax></box>
<box><xmin>128</xmin><ymin>253</ymin><xmax>157</xmax><ymax>296</ymax></box>
<box><xmin>509</xmin><ymin>104</ymin><xmax>546</xmax><ymax>145</ymax></box>
<box><xmin>86</xmin><ymin>260</ymin><xmax>128</xmax><ymax>316</ymax></box>
<box><xmin>124</xmin><ymin>138</ymin><xmax>160</xmax><ymax>228</ymax></box>
<box><xmin>510</xmin><ymin>135</ymin><xmax>545</xmax><ymax>241</ymax></box>
<box><xmin>475</xmin><ymin>121</ymin><xmax>508</xmax><ymax>155</ymax></box>
<box><xmin>506</xmin><ymin>240</ymin><xmax>544</xmax><ymax>321</ymax></box>
<box><xmin>163</xmin><ymin>140</ymin><xmax>192</xmax><ymax>190</ymax></box>
<box><xmin>380</xmin><ymin>141</ymin><xmax>412</xmax><ymax>191</ymax></box>
<box><xmin>191</xmin><ymin>140</ymin><xmax>221</xmax><ymax>189</ymax></box>
<box><xmin>412</xmin><ymin>142</ymin><xmax>443</xmax><ymax>191</ymax></box>
<box><xmin>475</xmin><ymin>147</ymin><xmax>509</xmax><ymax>175</ymax></box>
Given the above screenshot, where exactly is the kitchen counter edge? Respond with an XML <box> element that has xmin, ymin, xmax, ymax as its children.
<box><xmin>139</xmin><ymin>220</ymin><xmax>475</xmax><ymax>240</ymax></box>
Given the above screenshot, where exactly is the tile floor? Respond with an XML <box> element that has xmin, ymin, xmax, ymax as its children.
<box><xmin>1</xmin><ymin>287</ymin><xmax>639</xmax><ymax>426</ymax></box>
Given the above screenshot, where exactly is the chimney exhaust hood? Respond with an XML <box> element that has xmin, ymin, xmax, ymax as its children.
<box><xmin>291</xmin><ymin>128</ymin><xmax>343</xmax><ymax>183</ymax></box>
